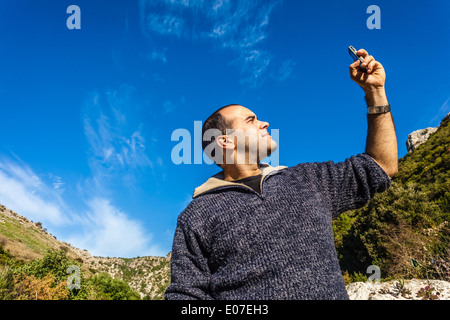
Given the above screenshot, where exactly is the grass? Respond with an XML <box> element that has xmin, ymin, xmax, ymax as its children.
<box><xmin>0</xmin><ymin>209</ymin><xmax>61</xmax><ymax>261</ymax></box>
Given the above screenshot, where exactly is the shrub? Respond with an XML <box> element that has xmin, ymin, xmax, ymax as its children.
<box><xmin>0</xmin><ymin>266</ymin><xmax>15</xmax><ymax>300</ymax></box>
<box><xmin>19</xmin><ymin>249</ymin><xmax>80</xmax><ymax>284</ymax></box>
<box><xmin>13</xmin><ymin>272</ymin><xmax>68</xmax><ymax>300</ymax></box>
<box><xmin>87</xmin><ymin>273</ymin><xmax>140</xmax><ymax>300</ymax></box>
<box><xmin>416</xmin><ymin>285</ymin><xmax>440</xmax><ymax>300</ymax></box>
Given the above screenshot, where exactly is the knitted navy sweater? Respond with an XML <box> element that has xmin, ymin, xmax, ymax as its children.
<box><xmin>164</xmin><ymin>153</ymin><xmax>391</xmax><ymax>300</ymax></box>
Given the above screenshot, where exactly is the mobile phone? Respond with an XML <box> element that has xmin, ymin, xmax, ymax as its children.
<box><xmin>348</xmin><ymin>46</ymin><xmax>367</xmax><ymax>72</ymax></box>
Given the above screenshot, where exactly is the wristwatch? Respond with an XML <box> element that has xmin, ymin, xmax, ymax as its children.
<box><xmin>367</xmin><ymin>104</ymin><xmax>391</xmax><ymax>114</ymax></box>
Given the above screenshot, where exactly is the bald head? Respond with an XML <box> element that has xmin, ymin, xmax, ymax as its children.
<box><xmin>202</xmin><ymin>104</ymin><xmax>276</xmax><ymax>167</ymax></box>
<box><xmin>217</xmin><ymin>104</ymin><xmax>247</xmax><ymax>129</ymax></box>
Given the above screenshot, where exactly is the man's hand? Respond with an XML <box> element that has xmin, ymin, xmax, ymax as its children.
<box><xmin>349</xmin><ymin>49</ymin><xmax>386</xmax><ymax>90</ymax></box>
<box><xmin>350</xmin><ymin>48</ymin><xmax>388</xmax><ymax>107</ymax></box>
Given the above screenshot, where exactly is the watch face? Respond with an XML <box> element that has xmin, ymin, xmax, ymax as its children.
<box><xmin>368</xmin><ymin>105</ymin><xmax>390</xmax><ymax>114</ymax></box>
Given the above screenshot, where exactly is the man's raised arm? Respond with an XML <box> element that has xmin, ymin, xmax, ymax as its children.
<box><xmin>350</xmin><ymin>48</ymin><xmax>398</xmax><ymax>178</ymax></box>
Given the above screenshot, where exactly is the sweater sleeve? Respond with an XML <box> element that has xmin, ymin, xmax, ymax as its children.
<box><xmin>311</xmin><ymin>153</ymin><xmax>392</xmax><ymax>218</ymax></box>
<box><xmin>164</xmin><ymin>215</ymin><xmax>212</xmax><ymax>300</ymax></box>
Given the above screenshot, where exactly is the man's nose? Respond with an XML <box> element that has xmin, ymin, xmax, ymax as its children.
<box><xmin>259</xmin><ymin>120</ymin><xmax>269</xmax><ymax>129</ymax></box>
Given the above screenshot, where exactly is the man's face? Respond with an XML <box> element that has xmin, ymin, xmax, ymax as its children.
<box><xmin>219</xmin><ymin>105</ymin><xmax>277</xmax><ymax>164</ymax></box>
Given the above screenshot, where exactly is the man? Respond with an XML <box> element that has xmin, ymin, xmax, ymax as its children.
<box><xmin>165</xmin><ymin>48</ymin><xmax>398</xmax><ymax>300</ymax></box>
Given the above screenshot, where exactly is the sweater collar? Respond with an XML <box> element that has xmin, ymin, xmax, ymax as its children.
<box><xmin>193</xmin><ymin>163</ymin><xmax>287</xmax><ymax>198</ymax></box>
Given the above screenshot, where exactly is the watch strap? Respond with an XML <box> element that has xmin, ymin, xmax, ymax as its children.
<box><xmin>367</xmin><ymin>104</ymin><xmax>391</xmax><ymax>114</ymax></box>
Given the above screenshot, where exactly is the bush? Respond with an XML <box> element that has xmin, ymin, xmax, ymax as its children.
<box><xmin>19</xmin><ymin>249</ymin><xmax>80</xmax><ymax>285</ymax></box>
<box><xmin>87</xmin><ymin>273</ymin><xmax>140</xmax><ymax>300</ymax></box>
<box><xmin>0</xmin><ymin>266</ymin><xmax>15</xmax><ymax>300</ymax></box>
<box><xmin>13</xmin><ymin>272</ymin><xmax>68</xmax><ymax>300</ymax></box>
<box><xmin>0</xmin><ymin>243</ymin><xmax>12</xmax><ymax>265</ymax></box>
<box><xmin>341</xmin><ymin>270</ymin><xmax>368</xmax><ymax>285</ymax></box>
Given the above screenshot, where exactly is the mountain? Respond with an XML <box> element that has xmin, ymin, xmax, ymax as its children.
<box><xmin>0</xmin><ymin>205</ymin><xmax>170</xmax><ymax>299</ymax></box>
<box><xmin>0</xmin><ymin>204</ymin><xmax>88</xmax><ymax>262</ymax></box>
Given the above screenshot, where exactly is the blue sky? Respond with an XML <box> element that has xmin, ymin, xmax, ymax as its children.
<box><xmin>0</xmin><ymin>0</ymin><xmax>449</xmax><ymax>258</ymax></box>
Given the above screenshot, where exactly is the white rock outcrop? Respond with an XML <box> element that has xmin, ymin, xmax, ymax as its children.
<box><xmin>406</xmin><ymin>127</ymin><xmax>438</xmax><ymax>153</ymax></box>
<box><xmin>346</xmin><ymin>279</ymin><xmax>450</xmax><ymax>300</ymax></box>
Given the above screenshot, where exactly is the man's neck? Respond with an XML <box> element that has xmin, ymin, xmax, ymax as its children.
<box><xmin>221</xmin><ymin>163</ymin><xmax>262</xmax><ymax>181</ymax></box>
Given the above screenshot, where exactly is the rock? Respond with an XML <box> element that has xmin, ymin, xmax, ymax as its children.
<box><xmin>346</xmin><ymin>282</ymin><xmax>375</xmax><ymax>300</ymax></box>
<box><xmin>346</xmin><ymin>279</ymin><xmax>450</xmax><ymax>300</ymax></box>
<box><xmin>406</xmin><ymin>127</ymin><xmax>438</xmax><ymax>153</ymax></box>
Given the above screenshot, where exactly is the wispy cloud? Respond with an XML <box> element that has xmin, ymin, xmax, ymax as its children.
<box><xmin>144</xmin><ymin>13</ymin><xmax>185</xmax><ymax>38</ymax></box>
<box><xmin>48</xmin><ymin>173</ymin><xmax>66</xmax><ymax>195</ymax></box>
<box><xmin>149</xmin><ymin>48</ymin><xmax>168</xmax><ymax>63</ymax></box>
<box><xmin>0</xmin><ymin>157</ymin><xmax>68</xmax><ymax>226</ymax></box>
<box><xmin>83</xmin><ymin>86</ymin><xmax>154</xmax><ymax>188</ymax></box>
<box><xmin>84</xmin><ymin>115</ymin><xmax>152</xmax><ymax>171</ymax></box>
<box><xmin>430</xmin><ymin>97</ymin><xmax>450</xmax><ymax>126</ymax></box>
<box><xmin>273</xmin><ymin>59</ymin><xmax>296</xmax><ymax>82</ymax></box>
<box><xmin>163</xmin><ymin>100</ymin><xmax>176</xmax><ymax>113</ymax></box>
<box><xmin>67</xmin><ymin>197</ymin><xmax>164</xmax><ymax>258</ymax></box>
<box><xmin>230</xmin><ymin>49</ymin><xmax>272</xmax><ymax>86</ymax></box>
<box><xmin>205</xmin><ymin>0</ymin><xmax>278</xmax><ymax>49</ymax></box>
<box><xmin>139</xmin><ymin>0</ymin><xmax>284</xmax><ymax>86</ymax></box>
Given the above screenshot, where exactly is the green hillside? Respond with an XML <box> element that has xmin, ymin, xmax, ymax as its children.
<box><xmin>333</xmin><ymin>114</ymin><xmax>450</xmax><ymax>283</ymax></box>
<box><xmin>0</xmin><ymin>206</ymin><xmax>170</xmax><ymax>300</ymax></box>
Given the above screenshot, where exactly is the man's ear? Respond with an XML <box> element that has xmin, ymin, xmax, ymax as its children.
<box><xmin>216</xmin><ymin>135</ymin><xmax>235</xmax><ymax>151</ymax></box>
